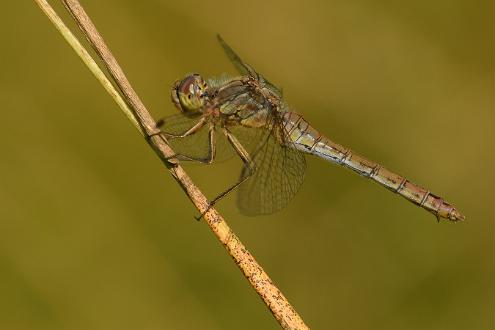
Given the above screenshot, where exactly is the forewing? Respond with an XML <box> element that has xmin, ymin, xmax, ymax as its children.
<box><xmin>216</xmin><ymin>35</ymin><xmax>283</xmax><ymax>97</ymax></box>
<box><xmin>235</xmin><ymin>121</ymin><xmax>306</xmax><ymax>216</ymax></box>
<box><xmin>217</xmin><ymin>34</ymin><xmax>257</xmax><ymax>78</ymax></box>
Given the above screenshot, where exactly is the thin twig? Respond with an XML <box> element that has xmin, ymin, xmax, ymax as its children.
<box><xmin>31</xmin><ymin>0</ymin><xmax>142</xmax><ymax>134</ymax></box>
<box><xmin>33</xmin><ymin>0</ymin><xmax>309</xmax><ymax>329</ymax></box>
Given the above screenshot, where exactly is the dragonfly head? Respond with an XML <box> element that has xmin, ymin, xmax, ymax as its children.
<box><xmin>172</xmin><ymin>74</ymin><xmax>208</xmax><ymax>113</ymax></box>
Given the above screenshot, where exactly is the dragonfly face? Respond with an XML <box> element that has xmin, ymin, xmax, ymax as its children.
<box><xmin>172</xmin><ymin>73</ymin><xmax>209</xmax><ymax>113</ymax></box>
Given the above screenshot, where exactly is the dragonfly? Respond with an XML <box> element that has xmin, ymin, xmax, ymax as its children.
<box><xmin>157</xmin><ymin>35</ymin><xmax>465</xmax><ymax>222</ymax></box>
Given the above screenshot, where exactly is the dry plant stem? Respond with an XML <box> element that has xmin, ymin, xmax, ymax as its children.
<box><xmin>32</xmin><ymin>0</ymin><xmax>142</xmax><ymax>134</ymax></box>
<box><xmin>34</xmin><ymin>0</ymin><xmax>309</xmax><ymax>329</ymax></box>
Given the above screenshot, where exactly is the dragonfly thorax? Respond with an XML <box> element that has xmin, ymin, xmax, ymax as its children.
<box><xmin>172</xmin><ymin>74</ymin><xmax>209</xmax><ymax>113</ymax></box>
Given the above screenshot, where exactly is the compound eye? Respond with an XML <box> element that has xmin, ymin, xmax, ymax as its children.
<box><xmin>176</xmin><ymin>74</ymin><xmax>206</xmax><ymax>111</ymax></box>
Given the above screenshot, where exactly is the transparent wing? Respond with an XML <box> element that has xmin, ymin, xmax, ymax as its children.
<box><xmin>159</xmin><ymin>113</ymin><xmax>233</xmax><ymax>162</ymax></box>
<box><xmin>217</xmin><ymin>34</ymin><xmax>283</xmax><ymax>97</ymax></box>
<box><xmin>217</xmin><ymin>34</ymin><xmax>257</xmax><ymax>78</ymax></box>
<box><xmin>232</xmin><ymin>119</ymin><xmax>307</xmax><ymax>216</ymax></box>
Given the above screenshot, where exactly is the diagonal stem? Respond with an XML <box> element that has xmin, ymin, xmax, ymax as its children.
<box><xmin>33</xmin><ymin>0</ymin><xmax>309</xmax><ymax>329</ymax></box>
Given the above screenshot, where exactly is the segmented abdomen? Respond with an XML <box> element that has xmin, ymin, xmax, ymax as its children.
<box><xmin>282</xmin><ymin>112</ymin><xmax>464</xmax><ymax>222</ymax></box>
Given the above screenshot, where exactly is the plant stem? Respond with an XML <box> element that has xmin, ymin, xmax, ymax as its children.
<box><xmin>33</xmin><ymin>0</ymin><xmax>309</xmax><ymax>328</ymax></box>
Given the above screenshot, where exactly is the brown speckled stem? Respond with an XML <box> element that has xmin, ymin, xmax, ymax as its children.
<box><xmin>33</xmin><ymin>0</ymin><xmax>309</xmax><ymax>328</ymax></box>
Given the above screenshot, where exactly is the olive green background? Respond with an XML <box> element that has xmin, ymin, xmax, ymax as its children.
<box><xmin>1</xmin><ymin>1</ymin><xmax>493</xmax><ymax>329</ymax></box>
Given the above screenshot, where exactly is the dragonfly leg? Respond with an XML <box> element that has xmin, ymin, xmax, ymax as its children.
<box><xmin>158</xmin><ymin>116</ymin><xmax>208</xmax><ymax>139</ymax></box>
<box><xmin>163</xmin><ymin>122</ymin><xmax>217</xmax><ymax>165</ymax></box>
<box><xmin>155</xmin><ymin>117</ymin><xmax>217</xmax><ymax>164</ymax></box>
<box><xmin>195</xmin><ymin>127</ymin><xmax>255</xmax><ymax>221</ymax></box>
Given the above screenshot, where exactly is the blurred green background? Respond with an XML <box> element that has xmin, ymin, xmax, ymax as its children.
<box><xmin>1</xmin><ymin>1</ymin><xmax>494</xmax><ymax>329</ymax></box>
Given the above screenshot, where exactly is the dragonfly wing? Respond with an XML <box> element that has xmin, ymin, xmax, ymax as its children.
<box><xmin>232</xmin><ymin>120</ymin><xmax>306</xmax><ymax>216</ymax></box>
<box><xmin>159</xmin><ymin>113</ymin><xmax>233</xmax><ymax>162</ymax></box>
<box><xmin>216</xmin><ymin>34</ymin><xmax>283</xmax><ymax>97</ymax></box>
<box><xmin>217</xmin><ymin>34</ymin><xmax>258</xmax><ymax>78</ymax></box>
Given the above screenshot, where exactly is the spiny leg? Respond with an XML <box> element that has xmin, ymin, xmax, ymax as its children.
<box><xmin>165</xmin><ymin>123</ymin><xmax>217</xmax><ymax>164</ymax></box>
<box><xmin>155</xmin><ymin>117</ymin><xmax>217</xmax><ymax>164</ymax></box>
<box><xmin>196</xmin><ymin>127</ymin><xmax>255</xmax><ymax>220</ymax></box>
<box><xmin>157</xmin><ymin>116</ymin><xmax>207</xmax><ymax>139</ymax></box>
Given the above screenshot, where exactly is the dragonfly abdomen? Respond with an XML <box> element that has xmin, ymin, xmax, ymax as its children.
<box><xmin>282</xmin><ymin>112</ymin><xmax>464</xmax><ymax>222</ymax></box>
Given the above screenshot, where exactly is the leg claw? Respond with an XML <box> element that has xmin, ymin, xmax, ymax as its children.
<box><xmin>195</xmin><ymin>203</ymin><xmax>214</xmax><ymax>221</ymax></box>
